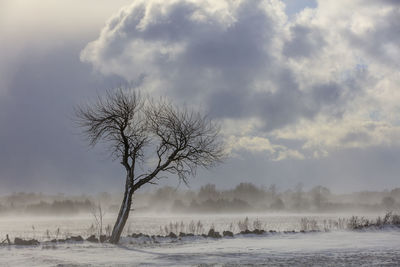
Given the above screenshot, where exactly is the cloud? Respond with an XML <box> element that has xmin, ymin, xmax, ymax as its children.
<box><xmin>1</xmin><ymin>0</ymin><xmax>400</xmax><ymax>193</ymax></box>
<box><xmin>283</xmin><ymin>24</ymin><xmax>325</xmax><ymax>59</ymax></box>
<box><xmin>81</xmin><ymin>0</ymin><xmax>400</xmax><ymax>159</ymax></box>
<box><xmin>227</xmin><ymin>136</ymin><xmax>275</xmax><ymax>153</ymax></box>
<box><xmin>81</xmin><ymin>0</ymin><xmax>340</xmax><ymax>130</ymax></box>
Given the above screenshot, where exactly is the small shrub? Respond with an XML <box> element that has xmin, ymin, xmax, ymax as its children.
<box><xmin>345</xmin><ymin>212</ymin><xmax>399</xmax><ymax>230</ymax></box>
<box><xmin>347</xmin><ymin>216</ymin><xmax>359</xmax><ymax>230</ymax></box>
<box><xmin>300</xmin><ymin>218</ymin><xmax>319</xmax><ymax>231</ymax></box>
<box><xmin>238</xmin><ymin>217</ymin><xmax>249</xmax><ymax>232</ymax></box>
<box><xmin>87</xmin><ymin>224</ymin><xmax>96</xmax><ymax>236</ymax></box>
<box><xmin>45</xmin><ymin>229</ymin><xmax>50</xmax><ymax>240</ymax></box>
<box><xmin>338</xmin><ymin>218</ymin><xmax>346</xmax><ymax>230</ymax></box>
<box><xmin>253</xmin><ymin>218</ymin><xmax>262</xmax><ymax>230</ymax></box>
<box><xmin>391</xmin><ymin>214</ymin><xmax>400</xmax><ymax>225</ymax></box>
<box><xmin>228</xmin><ymin>222</ymin><xmax>234</xmax><ymax>233</ymax></box>
<box><xmin>196</xmin><ymin>220</ymin><xmax>204</xmax><ymax>235</ymax></box>
<box><xmin>376</xmin><ymin>216</ymin><xmax>382</xmax><ymax>227</ymax></box>
<box><xmin>188</xmin><ymin>220</ymin><xmax>196</xmax><ymax>234</ymax></box>
<box><xmin>105</xmin><ymin>224</ymin><xmax>111</xmax><ymax>237</ymax></box>
<box><xmin>55</xmin><ymin>228</ymin><xmax>60</xmax><ymax>240</ymax></box>
<box><xmin>383</xmin><ymin>211</ymin><xmax>392</xmax><ymax>225</ymax></box>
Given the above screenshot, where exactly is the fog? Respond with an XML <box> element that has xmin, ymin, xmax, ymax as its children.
<box><xmin>1</xmin><ymin>183</ymin><xmax>399</xmax><ymax>216</ymax></box>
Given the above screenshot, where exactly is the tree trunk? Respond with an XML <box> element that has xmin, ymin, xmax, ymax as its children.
<box><xmin>109</xmin><ymin>177</ymin><xmax>133</xmax><ymax>244</ymax></box>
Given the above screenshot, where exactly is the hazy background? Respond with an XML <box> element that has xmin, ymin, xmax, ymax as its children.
<box><xmin>1</xmin><ymin>183</ymin><xmax>399</xmax><ymax>215</ymax></box>
<box><xmin>1</xmin><ymin>0</ymin><xmax>400</xmax><ymax>195</ymax></box>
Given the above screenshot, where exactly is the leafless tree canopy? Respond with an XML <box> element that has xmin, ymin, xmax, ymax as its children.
<box><xmin>75</xmin><ymin>88</ymin><xmax>224</xmax><ymax>243</ymax></box>
<box><xmin>142</xmin><ymin>99</ymin><xmax>224</xmax><ymax>185</ymax></box>
<box><xmin>75</xmin><ymin>90</ymin><xmax>148</xmax><ymax>177</ymax></box>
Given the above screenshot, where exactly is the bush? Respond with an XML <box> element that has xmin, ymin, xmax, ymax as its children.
<box><xmin>238</xmin><ymin>217</ymin><xmax>249</xmax><ymax>232</ymax></box>
<box><xmin>300</xmin><ymin>218</ymin><xmax>319</xmax><ymax>231</ymax></box>
<box><xmin>253</xmin><ymin>218</ymin><xmax>262</xmax><ymax>230</ymax></box>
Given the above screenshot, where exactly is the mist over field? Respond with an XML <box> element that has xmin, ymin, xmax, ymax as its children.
<box><xmin>1</xmin><ymin>183</ymin><xmax>400</xmax><ymax>216</ymax></box>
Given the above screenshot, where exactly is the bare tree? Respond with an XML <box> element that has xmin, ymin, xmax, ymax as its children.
<box><xmin>91</xmin><ymin>203</ymin><xmax>106</xmax><ymax>238</ymax></box>
<box><xmin>75</xmin><ymin>89</ymin><xmax>224</xmax><ymax>243</ymax></box>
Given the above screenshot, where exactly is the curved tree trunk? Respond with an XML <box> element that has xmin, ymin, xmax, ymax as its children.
<box><xmin>109</xmin><ymin>176</ymin><xmax>134</xmax><ymax>244</ymax></box>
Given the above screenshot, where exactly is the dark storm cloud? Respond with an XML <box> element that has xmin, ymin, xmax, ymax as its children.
<box><xmin>205</xmin><ymin>69</ymin><xmax>307</xmax><ymax>130</ymax></box>
<box><xmin>0</xmin><ymin>42</ymin><xmax>126</xmax><ymax>193</ymax></box>
<box><xmin>283</xmin><ymin>25</ymin><xmax>326</xmax><ymax>59</ymax></box>
<box><xmin>82</xmin><ymin>0</ymin><xmax>362</xmax><ymax>133</ymax></box>
<box><xmin>207</xmin><ymin>69</ymin><xmax>361</xmax><ymax>131</ymax></box>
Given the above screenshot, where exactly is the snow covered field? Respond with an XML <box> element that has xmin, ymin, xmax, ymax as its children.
<box><xmin>1</xmin><ymin>214</ymin><xmax>400</xmax><ymax>266</ymax></box>
<box><xmin>2</xmin><ymin>230</ymin><xmax>400</xmax><ymax>266</ymax></box>
<box><xmin>0</xmin><ymin>213</ymin><xmax>382</xmax><ymax>240</ymax></box>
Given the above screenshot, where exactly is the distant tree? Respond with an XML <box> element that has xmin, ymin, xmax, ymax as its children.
<box><xmin>75</xmin><ymin>89</ymin><xmax>224</xmax><ymax>243</ymax></box>
<box><xmin>382</xmin><ymin>196</ymin><xmax>395</xmax><ymax>210</ymax></box>
<box><xmin>310</xmin><ymin>185</ymin><xmax>330</xmax><ymax>210</ymax></box>
<box><xmin>270</xmin><ymin>197</ymin><xmax>285</xmax><ymax>210</ymax></box>
<box><xmin>198</xmin><ymin>184</ymin><xmax>219</xmax><ymax>201</ymax></box>
<box><xmin>390</xmin><ymin>188</ymin><xmax>400</xmax><ymax>201</ymax></box>
<box><xmin>232</xmin><ymin>183</ymin><xmax>265</xmax><ymax>203</ymax></box>
<box><xmin>172</xmin><ymin>199</ymin><xmax>186</xmax><ymax>212</ymax></box>
<box><xmin>290</xmin><ymin>183</ymin><xmax>306</xmax><ymax>210</ymax></box>
<box><xmin>268</xmin><ymin>184</ymin><xmax>277</xmax><ymax>197</ymax></box>
<box><xmin>152</xmin><ymin>186</ymin><xmax>176</xmax><ymax>203</ymax></box>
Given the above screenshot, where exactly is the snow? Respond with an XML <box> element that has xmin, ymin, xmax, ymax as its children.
<box><xmin>1</xmin><ymin>213</ymin><xmax>400</xmax><ymax>266</ymax></box>
<box><xmin>2</xmin><ymin>230</ymin><xmax>400</xmax><ymax>266</ymax></box>
<box><xmin>0</xmin><ymin>213</ymin><xmax>382</xmax><ymax>240</ymax></box>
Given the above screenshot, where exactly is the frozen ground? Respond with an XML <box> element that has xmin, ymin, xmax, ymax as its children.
<box><xmin>1</xmin><ymin>213</ymin><xmax>400</xmax><ymax>266</ymax></box>
<box><xmin>2</xmin><ymin>230</ymin><xmax>400</xmax><ymax>266</ymax></box>
<box><xmin>0</xmin><ymin>213</ymin><xmax>383</xmax><ymax>240</ymax></box>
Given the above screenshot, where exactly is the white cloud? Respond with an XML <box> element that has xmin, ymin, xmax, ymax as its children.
<box><xmin>81</xmin><ymin>0</ymin><xmax>400</xmax><ymax>159</ymax></box>
<box><xmin>227</xmin><ymin>136</ymin><xmax>275</xmax><ymax>154</ymax></box>
<box><xmin>225</xmin><ymin>135</ymin><xmax>305</xmax><ymax>161</ymax></box>
<box><xmin>274</xmin><ymin>148</ymin><xmax>305</xmax><ymax>161</ymax></box>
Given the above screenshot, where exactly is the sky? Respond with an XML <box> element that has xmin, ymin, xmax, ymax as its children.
<box><xmin>1</xmin><ymin>0</ymin><xmax>400</xmax><ymax>194</ymax></box>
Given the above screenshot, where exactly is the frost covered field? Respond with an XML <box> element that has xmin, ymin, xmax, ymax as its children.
<box><xmin>0</xmin><ymin>213</ymin><xmax>361</xmax><ymax>239</ymax></box>
<box><xmin>2</xmin><ymin>230</ymin><xmax>400</xmax><ymax>266</ymax></box>
<box><xmin>1</xmin><ymin>214</ymin><xmax>400</xmax><ymax>266</ymax></box>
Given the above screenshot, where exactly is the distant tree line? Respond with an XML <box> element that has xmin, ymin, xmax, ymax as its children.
<box><xmin>132</xmin><ymin>183</ymin><xmax>400</xmax><ymax>214</ymax></box>
<box><xmin>1</xmin><ymin>184</ymin><xmax>399</xmax><ymax>215</ymax></box>
<box><xmin>0</xmin><ymin>192</ymin><xmax>95</xmax><ymax>215</ymax></box>
<box><xmin>25</xmin><ymin>199</ymin><xmax>93</xmax><ymax>215</ymax></box>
